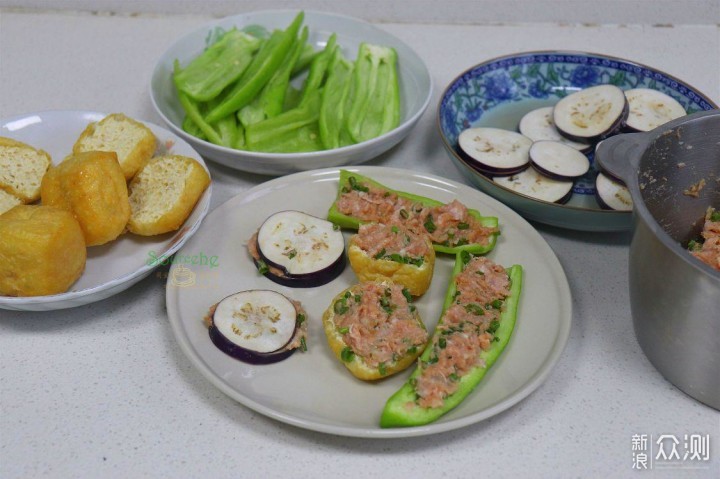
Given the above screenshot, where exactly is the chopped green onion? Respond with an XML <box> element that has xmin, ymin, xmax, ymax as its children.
<box><xmin>256</xmin><ymin>259</ymin><xmax>269</xmax><ymax>275</ymax></box>
<box><xmin>340</xmin><ymin>347</ymin><xmax>355</xmax><ymax>362</ymax></box>
<box><xmin>334</xmin><ymin>299</ymin><xmax>349</xmax><ymax>314</ymax></box>
<box><xmin>423</xmin><ymin>215</ymin><xmax>437</xmax><ymax>233</ymax></box>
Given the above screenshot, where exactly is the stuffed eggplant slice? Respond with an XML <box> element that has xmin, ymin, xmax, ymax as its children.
<box><xmin>204</xmin><ymin>290</ymin><xmax>308</xmax><ymax>365</ymax></box>
<box><xmin>327</xmin><ymin>170</ymin><xmax>499</xmax><ymax>255</ymax></box>
<box><xmin>348</xmin><ymin>222</ymin><xmax>435</xmax><ymax>296</ymax></box>
<box><xmin>322</xmin><ymin>281</ymin><xmax>429</xmax><ymax>381</ymax></box>
<box><xmin>381</xmin><ymin>253</ymin><xmax>523</xmax><ymax>427</ymax></box>
<box><xmin>248</xmin><ymin>210</ymin><xmax>346</xmax><ymax>287</ymax></box>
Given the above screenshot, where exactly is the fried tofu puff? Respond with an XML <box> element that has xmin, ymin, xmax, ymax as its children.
<box><xmin>0</xmin><ymin>205</ymin><xmax>86</xmax><ymax>296</ymax></box>
<box><xmin>322</xmin><ymin>281</ymin><xmax>428</xmax><ymax>381</ymax></box>
<box><xmin>41</xmin><ymin>151</ymin><xmax>130</xmax><ymax>246</ymax></box>
<box><xmin>348</xmin><ymin>222</ymin><xmax>435</xmax><ymax>296</ymax></box>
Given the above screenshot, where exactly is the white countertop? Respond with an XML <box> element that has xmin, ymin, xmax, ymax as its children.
<box><xmin>1</xmin><ymin>6</ymin><xmax>719</xmax><ymax>478</ymax></box>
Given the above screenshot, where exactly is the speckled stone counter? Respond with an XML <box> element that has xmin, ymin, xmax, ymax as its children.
<box><xmin>1</xmin><ymin>6</ymin><xmax>719</xmax><ymax>478</ymax></box>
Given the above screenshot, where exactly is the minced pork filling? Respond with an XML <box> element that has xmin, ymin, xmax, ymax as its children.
<box><xmin>412</xmin><ymin>256</ymin><xmax>510</xmax><ymax>408</ymax></box>
<box><xmin>352</xmin><ymin>222</ymin><xmax>431</xmax><ymax>264</ymax></box>
<box><xmin>332</xmin><ymin>282</ymin><xmax>428</xmax><ymax>368</ymax></box>
<box><xmin>335</xmin><ymin>177</ymin><xmax>497</xmax><ymax>248</ymax></box>
<box><xmin>690</xmin><ymin>207</ymin><xmax>720</xmax><ymax>271</ymax></box>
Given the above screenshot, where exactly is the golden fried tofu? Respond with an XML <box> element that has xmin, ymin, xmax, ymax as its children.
<box><xmin>0</xmin><ymin>205</ymin><xmax>86</xmax><ymax>296</ymax></box>
<box><xmin>127</xmin><ymin>154</ymin><xmax>210</xmax><ymax>236</ymax></box>
<box><xmin>348</xmin><ymin>223</ymin><xmax>435</xmax><ymax>296</ymax></box>
<box><xmin>41</xmin><ymin>151</ymin><xmax>131</xmax><ymax>246</ymax></box>
<box><xmin>73</xmin><ymin>113</ymin><xmax>157</xmax><ymax>180</ymax></box>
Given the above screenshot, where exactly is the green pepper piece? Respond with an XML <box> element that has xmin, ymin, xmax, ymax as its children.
<box><xmin>298</xmin><ymin>34</ymin><xmax>337</xmax><ymax>106</ymax></box>
<box><xmin>205</xmin><ymin>12</ymin><xmax>304</xmax><ymax>123</ymax></box>
<box><xmin>173</xmin><ymin>61</ymin><xmax>223</xmax><ymax>145</ymax></box>
<box><xmin>346</xmin><ymin>43</ymin><xmax>400</xmax><ymax>143</ymax></box>
<box><xmin>173</xmin><ymin>29</ymin><xmax>262</xmax><ymax>102</ymax></box>
<box><xmin>260</xmin><ymin>25</ymin><xmax>310</xmax><ymax>119</ymax></box>
<box><xmin>244</xmin><ymin>90</ymin><xmax>323</xmax><ymax>153</ymax></box>
<box><xmin>327</xmin><ymin>170</ymin><xmax>500</xmax><ymax>255</ymax></box>
<box><xmin>291</xmin><ymin>43</ymin><xmax>319</xmax><ymax>77</ymax></box>
<box><xmin>181</xmin><ymin>115</ymin><xmax>206</xmax><ymax>141</ymax></box>
<box><xmin>237</xmin><ymin>25</ymin><xmax>310</xmax><ymax>129</ymax></box>
<box><xmin>380</xmin><ymin>256</ymin><xmax>523</xmax><ymax>428</ymax></box>
<box><xmin>319</xmin><ymin>48</ymin><xmax>355</xmax><ymax>150</ymax></box>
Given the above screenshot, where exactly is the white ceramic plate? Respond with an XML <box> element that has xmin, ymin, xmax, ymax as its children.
<box><xmin>151</xmin><ymin>10</ymin><xmax>432</xmax><ymax>176</ymax></box>
<box><xmin>166</xmin><ymin>166</ymin><xmax>571</xmax><ymax>437</ymax></box>
<box><xmin>0</xmin><ymin>110</ymin><xmax>212</xmax><ymax>311</ymax></box>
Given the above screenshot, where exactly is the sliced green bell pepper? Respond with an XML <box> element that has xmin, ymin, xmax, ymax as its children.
<box><xmin>244</xmin><ymin>89</ymin><xmax>323</xmax><ymax>153</ymax></box>
<box><xmin>291</xmin><ymin>43</ymin><xmax>319</xmax><ymax>77</ymax></box>
<box><xmin>173</xmin><ymin>29</ymin><xmax>262</xmax><ymax>102</ymax></box>
<box><xmin>319</xmin><ymin>49</ymin><xmax>355</xmax><ymax>150</ymax></box>
<box><xmin>380</xmin><ymin>254</ymin><xmax>523</xmax><ymax>428</ymax></box>
<box><xmin>327</xmin><ymin>170</ymin><xmax>499</xmax><ymax>255</ymax></box>
<box><xmin>345</xmin><ymin>43</ymin><xmax>400</xmax><ymax>143</ymax></box>
<box><xmin>205</xmin><ymin>12</ymin><xmax>304</xmax><ymax>123</ymax></box>
<box><xmin>238</xmin><ymin>25</ymin><xmax>310</xmax><ymax>129</ymax></box>
<box><xmin>298</xmin><ymin>34</ymin><xmax>337</xmax><ymax>106</ymax></box>
<box><xmin>173</xmin><ymin>61</ymin><xmax>223</xmax><ymax>145</ymax></box>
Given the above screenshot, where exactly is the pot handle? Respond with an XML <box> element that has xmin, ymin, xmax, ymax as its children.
<box><xmin>595</xmin><ymin>133</ymin><xmax>648</xmax><ymax>184</ymax></box>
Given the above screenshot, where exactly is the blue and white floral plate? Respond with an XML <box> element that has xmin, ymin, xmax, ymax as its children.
<box><xmin>438</xmin><ymin>51</ymin><xmax>717</xmax><ymax>231</ymax></box>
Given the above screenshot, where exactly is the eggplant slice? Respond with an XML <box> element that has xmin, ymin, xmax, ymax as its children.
<box><xmin>208</xmin><ymin>290</ymin><xmax>306</xmax><ymax>364</ymax></box>
<box><xmin>518</xmin><ymin>106</ymin><xmax>591</xmax><ymax>152</ymax></box>
<box><xmin>458</xmin><ymin>127</ymin><xmax>532</xmax><ymax>176</ymax></box>
<box><xmin>252</xmin><ymin>210</ymin><xmax>346</xmax><ymax>288</ymax></box>
<box><xmin>493</xmin><ymin>166</ymin><xmax>574</xmax><ymax>204</ymax></box>
<box><xmin>595</xmin><ymin>172</ymin><xmax>633</xmax><ymax>211</ymax></box>
<box><xmin>624</xmin><ymin>88</ymin><xmax>686</xmax><ymax>132</ymax></box>
<box><xmin>553</xmin><ymin>85</ymin><xmax>629</xmax><ymax>143</ymax></box>
<box><xmin>529</xmin><ymin>140</ymin><xmax>591</xmax><ymax>181</ymax></box>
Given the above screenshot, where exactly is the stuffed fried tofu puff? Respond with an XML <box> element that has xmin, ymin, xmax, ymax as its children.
<box><xmin>322</xmin><ymin>280</ymin><xmax>428</xmax><ymax>381</ymax></box>
<box><xmin>348</xmin><ymin>222</ymin><xmax>435</xmax><ymax>296</ymax></box>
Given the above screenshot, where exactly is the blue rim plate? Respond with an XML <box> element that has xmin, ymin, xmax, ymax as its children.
<box><xmin>438</xmin><ymin>50</ymin><xmax>718</xmax><ymax>232</ymax></box>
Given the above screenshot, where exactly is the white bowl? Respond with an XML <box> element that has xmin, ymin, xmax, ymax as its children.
<box><xmin>0</xmin><ymin>110</ymin><xmax>212</xmax><ymax>311</ymax></box>
<box><xmin>150</xmin><ymin>10</ymin><xmax>432</xmax><ymax>176</ymax></box>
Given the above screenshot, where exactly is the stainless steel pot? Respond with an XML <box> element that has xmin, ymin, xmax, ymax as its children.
<box><xmin>596</xmin><ymin>110</ymin><xmax>720</xmax><ymax>410</ymax></box>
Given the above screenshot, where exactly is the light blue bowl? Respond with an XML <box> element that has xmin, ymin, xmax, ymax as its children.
<box><xmin>438</xmin><ymin>51</ymin><xmax>717</xmax><ymax>231</ymax></box>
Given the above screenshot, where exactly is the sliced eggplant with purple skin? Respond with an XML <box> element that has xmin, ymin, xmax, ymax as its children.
<box><xmin>624</xmin><ymin>88</ymin><xmax>686</xmax><ymax>132</ymax></box>
<box><xmin>493</xmin><ymin>166</ymin><xmax>574</xmax><ymax>204</ymax></box>
<box><xmin>250</xmin><ymin>210</ymin><xmax>346</xmax><ymax>288</ymax></box>
<box><xmin>207</xmin><ymin>290</ymin><xmax>308</xmax><ymax>365</ymax></box>
<box><xmin>518</xmin><ymin>106</ymin><xmax>591</xmax><ymax>152</ymax></box>
<box><xmin>595</xmin><ymin>172</ymin><xmax>633</xmax><ymax>211</ymax></box>
<box><xmin>529</xmin><ymin>140</ymin><xmax>591</xmax><ymax>181</ymax></box>
<box><xmin>553</xmin><ymin>85</ymin><xmax>629</xmax><ymax>143</ymax></box>
<box><xmin>458</xmin><ymin>127</ymin><xmax>532</xmax><ymax>176</ymax></box>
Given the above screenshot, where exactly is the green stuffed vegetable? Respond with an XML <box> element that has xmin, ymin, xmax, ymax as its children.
<box><xmin>380</xmin><ymin>253</ymin><xmax>523</xmax><ymax>428</ymax></box>
<box><xmin>327</xmin><ymin>170</ymin><xmax>499</xmax><ymax>255</ymax></box>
